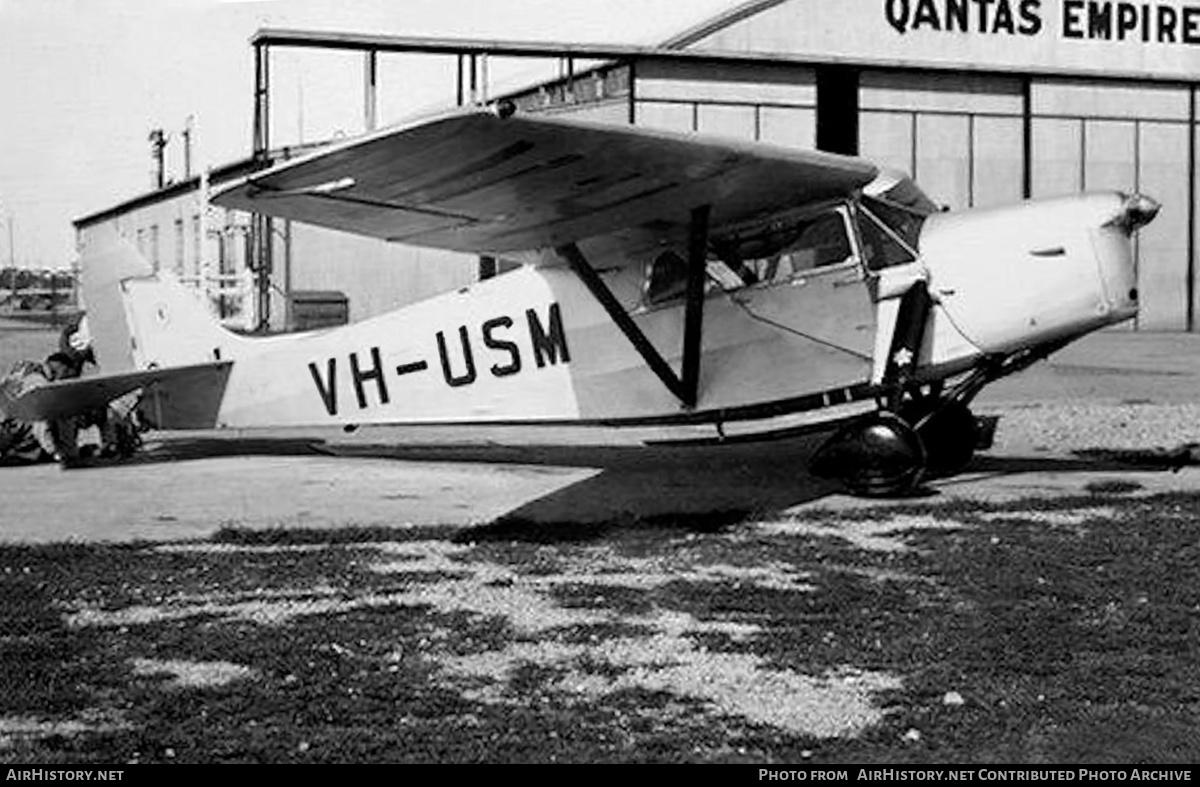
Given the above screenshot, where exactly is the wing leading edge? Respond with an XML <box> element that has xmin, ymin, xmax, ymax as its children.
<box><xmin>213</xmin><ymin>108</ymin><xmax>878</xmax><ymax>255</ymax></box>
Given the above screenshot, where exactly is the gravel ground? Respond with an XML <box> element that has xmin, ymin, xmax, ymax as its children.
<box><xmin>983</xmin><ymin>401</ymin><xmax>1200</xmax><ymax>454</ymax></box>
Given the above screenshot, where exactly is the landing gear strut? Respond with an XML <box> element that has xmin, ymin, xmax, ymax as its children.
<box><xmin>811</xmin><ymin>341</ymin><xmax>1060</xmax><ymax>497</ymax></box>
<box><xmin>810</xmin><ymin>394</ymin><xmax>986</xmax><ymax>497</ymax></box>
<box><xmin>810</xmin><ymin>273</ymin><xmax>1070</xmax><ymax>497</ymax></box>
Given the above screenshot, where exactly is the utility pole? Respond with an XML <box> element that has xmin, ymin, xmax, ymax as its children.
<box><xmin>182</xmin><ymin>116</ymin><xmax>194</xmax><ymax>180</ymax></box>
<box><xmin>148</xmin><ymin>128</ymin><xmax>168</xmax><ymax>189</ymax></box>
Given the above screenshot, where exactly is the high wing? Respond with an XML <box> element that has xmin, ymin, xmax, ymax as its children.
<box><xmin>2</xmin><ymin>362</ymin><xmax>232</xmax><ymax>426</ymax></box>
<box><xmin>212</xmin><ymin>108</ymin><xmax>878</xmax><ymax>255</ymax></box>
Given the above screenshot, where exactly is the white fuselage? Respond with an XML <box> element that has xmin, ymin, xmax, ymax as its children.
<box><xmin>204</xmin><ymin>262</ymin><xmax>879</xmax><ymax>428</ymax></box>
<box><xmin>118</xmin><ymin>191</ymin><xmax>1142</xmax><ymax>432</ymax></box>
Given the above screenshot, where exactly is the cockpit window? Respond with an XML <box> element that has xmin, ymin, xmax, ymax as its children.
<box><xmin>765</xmin><ymin>210</ymin><xmax>853</xmax><ymax>278</ymax></box>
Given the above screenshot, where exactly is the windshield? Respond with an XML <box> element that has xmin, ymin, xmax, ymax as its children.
<box><xmin>856</xmin><ymin>197</ymin><xmax>928</xmax><ymax>271</ymax></box>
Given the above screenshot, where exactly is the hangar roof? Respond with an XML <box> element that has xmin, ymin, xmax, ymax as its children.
<box><xmin>660</xmin><ymin>0</ymin><xmax>791</xmax><ymax>49</ymax></box>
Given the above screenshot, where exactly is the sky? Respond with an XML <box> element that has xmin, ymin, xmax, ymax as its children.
<box><xmin>0</xmin><ymin>0</ymin><xmax>737</xmax><ymax>269</ymax></box>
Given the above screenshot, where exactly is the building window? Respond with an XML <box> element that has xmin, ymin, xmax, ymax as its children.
<box><xmin>192</xmin><ymin>214</ymin><xmax>202</xmax><ymax>275</ymax></box>
<box><xmin>174</xmin><ymin>218</ymin><xmax>185</xmax><ymax>275</ymax></box>
<box><xmin>149</xmin><ymin>224</ymin><xmax>160</xmax><ymax>270</ymax></box>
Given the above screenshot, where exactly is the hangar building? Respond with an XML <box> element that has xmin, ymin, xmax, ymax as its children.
<box><xmin>75</xmin><ymin>0</ymin><xmax>1200</xmax><ymax>332</ymax></box>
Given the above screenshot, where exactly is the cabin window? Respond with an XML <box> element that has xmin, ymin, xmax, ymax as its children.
<box><xmin>643</xmin><ymin>205</ymin><xmax>861</xmax><ymax>305</ymax></box>
<box><xmin>709</xmin><ymin>206</ymin><xmax>855</xmax><ymax>289</ymax></box>
<box><xmin>754</xmin><ymin>209</ymin><xmax>853</xmax><ymax>281</ymax></box>
<box><xmin>644</xmin><ymin>250</ymin><xmax>689</xmax><ymax>305</ymax></box>
<box><xmin>643</xmin><ymin>249</ymin><xmax>737</xmax><ymax>307</ymax></box>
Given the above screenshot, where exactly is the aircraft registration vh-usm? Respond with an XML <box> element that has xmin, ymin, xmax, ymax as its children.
<box><xmin>2</xmin><ymin>102</ymin><xmax>1161</xmax><ymax>495</ymax></box>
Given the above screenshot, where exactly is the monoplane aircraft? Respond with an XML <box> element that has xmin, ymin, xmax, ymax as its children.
<box><xmin>1</xmin><ymin>103</ymin><xmax>1160</xmax><ymax>494</ymax></box>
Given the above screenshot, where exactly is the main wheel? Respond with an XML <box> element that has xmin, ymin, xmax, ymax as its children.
<box><xmin>907</xmin><ymin>400</ymin><xmax>979</xmax><ymax>478</ymax></box>
<box><xmin>810</xmin><ymin>412</ymin><xmax>927</xmax><ymax>497</ymax></box>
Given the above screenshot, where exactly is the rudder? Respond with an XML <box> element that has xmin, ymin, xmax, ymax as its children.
<box><xmin>79</xmin><ymin>226</ymin><xmax>245</xmax><ymax>372</ymax></box>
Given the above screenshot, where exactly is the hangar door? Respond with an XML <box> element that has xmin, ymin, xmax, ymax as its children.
<box><xmin>858</xmin><ymin>71</ymin><xmax>1025</xmax><ymax>213</ymax></box>
<box><xmin>857</xmin><ymin>71</ymin><xmax>1196</xmax><ymax>332</ymax></box>
<box><xmin>1030</xmin><ymin>80</ymin><xmax>1193</xmax><ymax>332</ymax></box>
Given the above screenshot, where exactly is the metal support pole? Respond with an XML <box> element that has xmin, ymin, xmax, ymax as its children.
<box><xmin>681</xmin><ymin>205</ymin><xmax>710</xmax><ymax>408</ymax></box>
<box><xmin>469</xmin><ymin>54</ymin><xmax>478</xmax><ymax>104</ymax></box>
<box><xmin>472</xmin><ymin>53</ymin><xmax>482</xmax><ymax>103</ymax></box>
<box><xmin>456</xmin><ymin>54</ymin><xmax>464</xmax><ymax>106</ymax></box>
<box><xmin>1021</xmin><ymin>76</ymin><xmax>1033</xmax><ymax>200</ymax></box>
<box><xmin>364</xmin><ymin>50</ymin><xmax>378</xmax><ymax>132</ymax></box>
<box><xmin>252</xmin><ymin>43</ymin><xmax>270</xmax><ymax>166</ymax></box>
<box><xmin>627</xmin><ymin>61</ymin><xmax>637</xmax><ymax>125</ymax></box>
<box><xmin>1189</xmin><ymin>86</ymin><xmax>1197</xmax><ymax>332</ymax></box>
<box><xmin>283</xmin><ymin>219</ymin><xmax>293</xmax><ymax>330</ymax></box>
<box><xmin>250</xmin><ymin>43</ymin><xmax>272</xmax><ymax>330</ymax></box>
<box><xmin>199</xmin><ymin>169</ymin><xmax>216</xmax><ymax>318</ymax></box>
<box><xmin>253</xmin><ymin>214</ymin><xmax>273</xmax><ymax>332</ymax></box>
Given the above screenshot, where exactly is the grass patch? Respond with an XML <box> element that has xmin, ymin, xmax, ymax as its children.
<box><xmin>1084</xmin><ymin>479</ymin><xmax>1144</xmax><ymax>495</ymax></box>
<box><xmin>6</xmin><ymin>492</ymin><xmax>1200</xmax><ymax>762</ymax></box>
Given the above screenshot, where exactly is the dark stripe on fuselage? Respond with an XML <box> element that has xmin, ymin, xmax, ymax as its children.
<box><xmin>588</xmin><ymin>381</ymin><xmax>876</xmax><ymax>428</ymax></box>
<box><xmin>343</xmin><ymin>381</ymin><xmax>876</xmax><ymax>430</ymax></box>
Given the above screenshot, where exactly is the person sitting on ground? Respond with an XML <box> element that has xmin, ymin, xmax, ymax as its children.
<box><xmin>42</xmin><ymin>352</ymin><xmax>87</xmax><ymax>466</ymax></box>
<box><xmin>58</xmin><ymin>314</ymin><xmax>96</xmax><ymax>374</ymax></box>
<box><xmin>0</xmin><ymin>360</ymin><xmax>57</xmax><ymax>464</ymax></box>
<box><xmin>0</xmin><ymin>349</ymin><xmax>144</xmax><ymax>467</ymax></box>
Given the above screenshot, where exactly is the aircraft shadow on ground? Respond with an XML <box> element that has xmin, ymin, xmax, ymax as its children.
<box><xmin>110</xmin><ymin>431</ymin><xmax>1195</xmax><ymax>543</ymax></box>
<box><xmin>133</xmin><ymin>436</ymin><xmax>332</xmax><ymax>462</ymax></box>
<box><xmin>128</xmin><ymin>431</ymin><xmax>846</xmax><ymax>534</ymax></box>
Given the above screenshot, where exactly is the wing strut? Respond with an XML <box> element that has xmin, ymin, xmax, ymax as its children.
<box><xmin>556</xmin><ymin>205</ymin><xmax>711</xmax><ymax>408</ymax></box>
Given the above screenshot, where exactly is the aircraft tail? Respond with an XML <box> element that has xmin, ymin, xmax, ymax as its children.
<box><xmin>79</xmin><ymin>226</ymin><xmax>245</xmax><ymax>373</ymax></box>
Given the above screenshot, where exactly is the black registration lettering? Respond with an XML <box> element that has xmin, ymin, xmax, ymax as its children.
<box><xmin>482</xmin><ymin>316</ymin><xmax>522</xmax><ymax>377</ymax></box>
<box><xmin>526</xmin><ymin>303</ymin><xmax>571</xmax><ymax>368</ymax></box>
<box><xmin>309</xmin><ymin>358</ymin><xmax>338</xmax><ymax>416</ymax></box>
<box><xmin>312</xmin><ymin>304</ymin><xmax>569</xmax><ymax>410</ymax></box>
<box><xmin>396</xmin><ymin>360</ymin><xmax>429</xmax><ymax>376</ymax></box>
<box><xmin>350</xmin><ymin>347</ymin><xmax>390</xmax><ymax>409</ymax></box>
<box><xmin>437</xmin><ymin>326</ymin><xmax>477</xmax><ymax>387</ymax></box>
